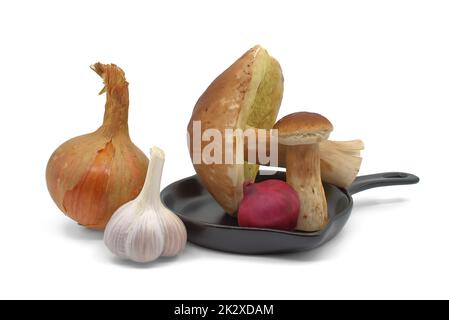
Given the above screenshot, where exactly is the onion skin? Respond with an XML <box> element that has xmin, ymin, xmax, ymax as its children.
<box><xmin>238</xmin><ymin>180</ymin><xmax>300</xmax><ymax>231</ymax></box>
<box><xmin>46</xmin><ymin>63</ymin><xmax>148</xmax><ymax>230</ymax></box>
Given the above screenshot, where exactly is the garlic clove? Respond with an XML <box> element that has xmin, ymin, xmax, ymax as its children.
<box><xmin>104</xmin><ymin>202</ymin><xmax>137</xmax><ymax>259</ymax></box>
<box><xmin>125</xmin><ymin>212</ymin><xmax>165</xmax><ymax>263</ymax></box>
<box><xmin>161</xmin><ymin>210</ymin><xmax>187</xmax><ymax>257</ymax></box>
<box><xmin>104</xmin><ymin>201</ymin><xmax>166</xmax><ymax>263</ymax></box>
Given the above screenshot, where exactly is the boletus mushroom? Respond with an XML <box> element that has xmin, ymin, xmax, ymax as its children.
<box><xmin>187</xmin><ymin>45</ymin><xmax>284</xmax><ymax>215</ymax></box>
<box><xmin>273</xmin><ymin>112</ymin><xmax>333</xmax><ymax>231</ymax></box>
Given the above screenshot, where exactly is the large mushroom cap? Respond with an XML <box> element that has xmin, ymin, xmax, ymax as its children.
<box><xmin>273</xmin><ymin>112</ymin><xmax>333</xmax><ymax>145</ymax></box>
<box><xmin>187</xmin><ymin>45</ymin><xmax>284</xmax><ymax>215</ymax></box>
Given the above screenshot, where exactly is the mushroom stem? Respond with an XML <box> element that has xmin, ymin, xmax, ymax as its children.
<box><xmin>323</xmin><ymin>140</ymin><xmax>364</xmax><ymax>157</ymax></box>
<box><xmin>285</xmin><ymin>144</ymin><xmax>328</xmax><ymax>231</ymax></box>
<box><xmin>244</xmin><ymin>130</ymin><xmax>363</xmax><ymax>188</ymax></box>
<box><xmin>319</xmin><ymin>140</ymin><xmax>363</xmax><ymax>188</ymax></box>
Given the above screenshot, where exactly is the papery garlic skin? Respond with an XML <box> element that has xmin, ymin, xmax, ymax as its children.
<box><xmin>104</xmin><ymin>202</ymin><xmax>165</xmax><ymax>263</ymax></box>
<box><xmin>161</xmin><ymin>211</ymin><xmax>187</xmax><ymax>257</ymax></box>
<box><xmin>104</xmin><ymin>147</ymin><xmax>187</xmax><ymax>263</ymax></box>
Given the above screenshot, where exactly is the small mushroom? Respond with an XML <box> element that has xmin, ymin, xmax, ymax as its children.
<box><xmin>273</xmin><ymin>112</ymin><xmax>333</xmax><ymax>231</ymax></box>
<box><xmin>243</xmin><ymin>130</ymin><xmax>363</xmax><ymax>188</ymax></box>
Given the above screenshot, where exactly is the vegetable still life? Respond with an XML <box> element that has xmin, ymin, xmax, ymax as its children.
<box><xmin>46</xmin><ymin>45</ymin><xmax>419</xmax><ymax>263</ymax></box>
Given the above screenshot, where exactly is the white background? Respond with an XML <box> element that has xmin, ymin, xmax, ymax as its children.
<box><xmin>0</xmin><ymin>0</ymin><xmax>447</xmax><ymax>299</ymax></box>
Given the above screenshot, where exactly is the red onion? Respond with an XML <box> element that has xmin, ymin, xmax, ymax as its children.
<box><xmin>238</xmin><ymin>179</ymin><xmax>300</xmax><ymax>231</ymax></box>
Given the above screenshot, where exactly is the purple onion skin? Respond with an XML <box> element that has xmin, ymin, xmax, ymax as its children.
<box><xmin>238</xmin><ymin>179</ymin><xmax>300</xmax><ymax>231</ymax></box>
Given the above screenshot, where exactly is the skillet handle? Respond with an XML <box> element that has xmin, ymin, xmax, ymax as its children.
<box><xmin>348</xmin><ymin>172</ymin><xmax>419</xmax><ymax>195</ymax></box>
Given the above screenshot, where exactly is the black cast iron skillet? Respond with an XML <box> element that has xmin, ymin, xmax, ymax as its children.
<box><xmin>161</xmin><ymin>171</ymin><xmax>419</xmax><ymax>254</ymax></box>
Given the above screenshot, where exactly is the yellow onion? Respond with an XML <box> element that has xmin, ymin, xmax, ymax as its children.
<box><xmin>46</xmin><ymin>63</ymin><xmax>149</xmax><ymax>230</ymax></box>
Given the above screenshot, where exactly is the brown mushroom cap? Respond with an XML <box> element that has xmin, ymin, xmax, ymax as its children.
<box><xmin>273</xmin><ymin>112</ymin><xmax>333</xmax><ymax>145</ymax></box>
<box><xmin>187</xmin><ymin>45</ymin><xmax>284</xmax><ymax>215</ymax></box>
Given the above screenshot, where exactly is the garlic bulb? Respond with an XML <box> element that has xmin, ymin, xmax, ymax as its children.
<box><xmin>104</xmin><ymin>147</ymin><xmax>187</xmax><ymax>263</ymax></box>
